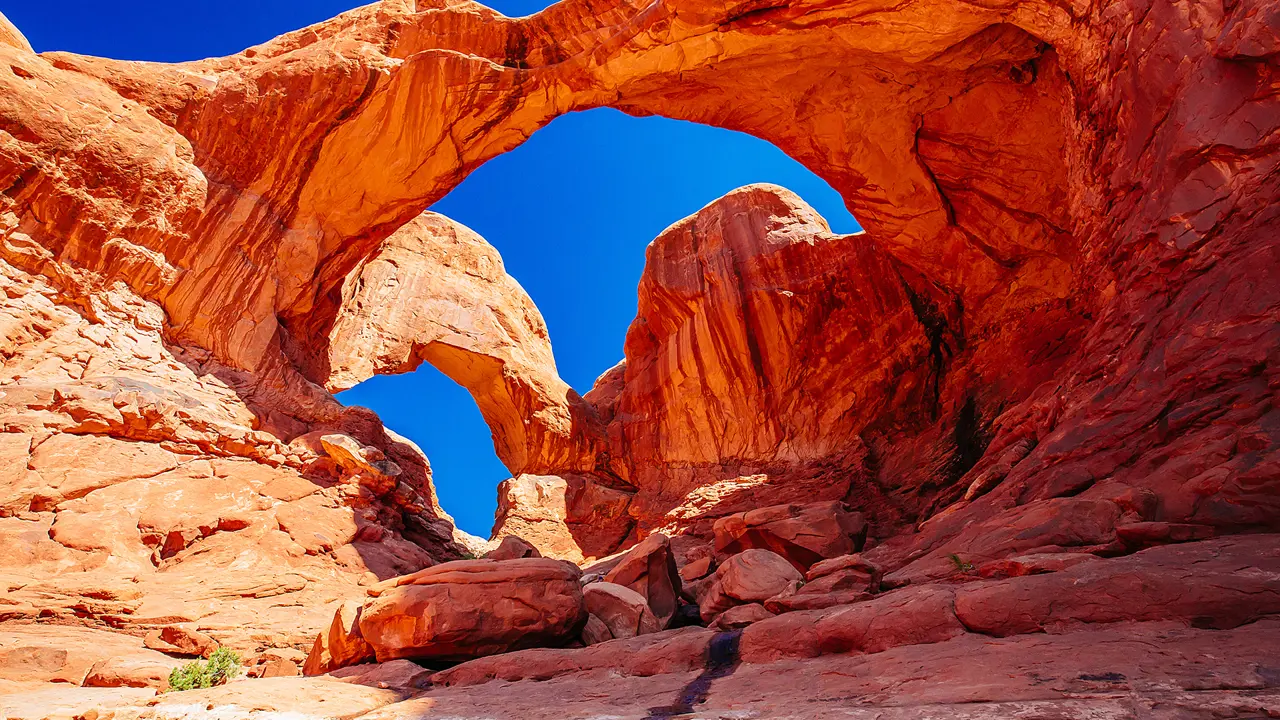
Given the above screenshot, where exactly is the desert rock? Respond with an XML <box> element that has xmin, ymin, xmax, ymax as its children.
<box><xmin>358</xmin><ymin>559</ymin><xmax>586</xmax><ymax>663</ymax></box>
<box><xmin>699</xmin><ymin>549</ymin><xmax>804</xmax><ymax>623</ymax></box>
<box><xmin>603</xmin><ymin>533</ymin><xmax>683</xmax><ymax>628</ymax></box>
<box><xmin>582</xmin><ymin>582</ymin><xmax>662</xmax><ymax>640</ymax></box>
<box><xmin>713</xmin><ymin>501</ymin><xmax>868</xmax><ymax>571</ymax></box>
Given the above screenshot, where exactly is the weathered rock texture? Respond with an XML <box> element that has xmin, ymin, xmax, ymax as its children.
<box><xmin>1</xmin><ymin>0</ymin><xmax>1278</xmax><ymax>714</ymax></box>
<box><xmin>359</xmin><ymin>558</ymin><xmax>586</xmax><ymax>662</ymax></box>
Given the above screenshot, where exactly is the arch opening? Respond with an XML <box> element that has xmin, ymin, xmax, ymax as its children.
<box><xmin>337</xmin><ymin>107</ymin><xmax>862</xmax><ymax>538</ymax></box>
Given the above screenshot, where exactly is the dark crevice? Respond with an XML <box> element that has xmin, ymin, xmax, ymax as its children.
<box><xmin>947</xmin><ymin>396</ymin><xmax>990</xmax><ymax>486</ymax></box>
<box><xmin>898</xmin><ymin>277</ymin><xmax>955</xmax><ymax>418</ymax></box>
<box><xmin>644</xmin><ymin>629</ymin><xmax>743</xmax><ymax>719</ymax></box>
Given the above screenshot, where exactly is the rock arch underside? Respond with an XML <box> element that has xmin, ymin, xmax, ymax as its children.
<box><xmin>1</xmin><ymin>0</ymin><xmax>1278</xmax><ymax>717</ymax></box>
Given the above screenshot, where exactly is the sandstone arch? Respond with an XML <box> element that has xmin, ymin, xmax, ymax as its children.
<box><xmin>1</xmin><ymin>0</ymin><xmax>1276</xmax><ymax>595</ymax></box>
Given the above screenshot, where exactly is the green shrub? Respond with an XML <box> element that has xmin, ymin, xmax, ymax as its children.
<box><xmin>166</xmin><ymin>647</ymin><xmax>241</xmax><ymax>692</ymax></box>
<box><xmin>947</xmin><ymin>553</ymin><xmax>975</xmax><ymax>573</ymax></box>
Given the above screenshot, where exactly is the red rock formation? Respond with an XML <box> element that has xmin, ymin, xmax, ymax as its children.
<box><xmin>1</xmin><ymin>0</ymin><xmax>1278</xmax><ymax>712</ymax></box>
<box><xmin>321</xmin><ymin>214</ymin><xmax>601</xmax><ymax>476</ymax></box>
<box><xmin>698</xmin><ymin>549</ymin><xmax>803</xmax><ymax>622</ymax></box>
<box><xmin>602</xmin><ymin>533</ymin><xmax>684</xmax><ymax>628</ymax></box>
<box><xmin>713</xmin><ymin>501</ymin><xmax>868</xmax><ymax>571</ymax></box>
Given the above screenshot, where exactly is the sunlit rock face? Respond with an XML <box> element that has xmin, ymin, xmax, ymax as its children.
<box><xmin>319</xmin><ymin>212</ymin><xmax>602</xmax><ymax>477</ymax></box>
<box><xmin>584</xmin><ymin>185</ymin><xmax>951</xmax><ymax>539</ymax></box>
<box><xmin>0</xmin><ymin>0</ymin><xmax>1278</xmax><ymax>711</ymax></box>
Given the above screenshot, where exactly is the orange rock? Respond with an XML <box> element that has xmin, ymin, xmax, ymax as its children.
<box><xmin>358</xmin><ymin>559</ymin><xmax>586</xmax><ymax>663</ymax></box>
<box><xmin>712</xmin><ymin>501</ymin><xmax>867</xmax><ymax>571</ymax></box>
<box><xmin>322</xmin><ymin>215</ymin><xmax>605</xmax><ymax>477</ymax></box>
<box><xmin>582</xmin><ymin>582</ymin><xmax>662</xmax><ymax>640</ymax></box>
<box><xmin>490</xmin><ymin>473</ymin><xmax>634</xmax><ymax>563</ymax></box>
<box><xmin>142</xmin><ymin>626</ymin><xmax>218</xmax><ymax>658</ymax></box>
<box><xmin>483</xmin><ymin>535</ymin><xmax>542</xmax><ymax>561</ymax></box>
<box><xmin>0</xmin><ymin>10</ymin><xmax>30</xmax><ymax>52</ymax></box>
<box><xmin>1</xmin><ymin>0</ymin><xmax>1278</xmax><ymax>708</ymax></box>
<box><xmin>698</xmin><ymin>549</ymin><xmax>803</xmax><ymax>623</ymax></box>
<box><xmin>303</xmin><ymin>601</ymin><xmax>375</xmax><ymax>676</ymax></box>
<box><xmin>259</xmin><ymin>658</ymin><xmax>301</xmax><ymax>678</ymax></box>
<box><xmin>588</xmin><ymin>187</ymin><xmax>942</xmax><ymax>537</ymax></box>
<box><xmin>678</xmin><ymin>556</ymin><xmax>714</xmax><ymax>583</ymax></box>
<box><xmin>603</xmin><ymin>534</ymin><xmax>683</xmax><ymax>628</ymax></box>
<box><xmin>81</xmin><ymin>655</ymin><xmax>183</xmax><ymax>690</ymax></box>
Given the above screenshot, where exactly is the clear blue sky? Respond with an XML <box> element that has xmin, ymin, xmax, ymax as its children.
<box><xmin>11</xmin><ymin>1</ymin><xmax>859</xmax><ymax>536</ymax></box>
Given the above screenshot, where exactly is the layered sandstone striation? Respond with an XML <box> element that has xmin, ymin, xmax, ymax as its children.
<box><xmin>0</xmin><ymin>0</ymin><xmax>1278</xmax><ymax>715</ymax></box>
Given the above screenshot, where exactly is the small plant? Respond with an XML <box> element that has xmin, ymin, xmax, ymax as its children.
<box><xmin>947</xmin><ymin>553</ymin><xmax>975</xmax><ymax>573</ymax></box>
<box><xmin>167</xmin><ymin>647</ymin><xmax>242</xmax><ymax>692</ymax></box>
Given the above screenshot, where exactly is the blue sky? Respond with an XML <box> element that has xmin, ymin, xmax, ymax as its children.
<box><xmin>12</xmin><ymin>1</ymin><xmax>859</xmax><ymax>535</ymax></box>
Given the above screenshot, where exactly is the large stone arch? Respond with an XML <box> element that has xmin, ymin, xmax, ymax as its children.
<box><xmin>2</xmin><ymin>0</ymin><xmax>1275</xmax><ymax>564</ymax></box>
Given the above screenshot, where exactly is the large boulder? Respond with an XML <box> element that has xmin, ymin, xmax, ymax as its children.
<box><xmin>583</xmin><ymin>582</ymin><xmax>662</xmax><ymax>640</ymax></box>
<box><xmin>358</xmin><ymin>559</ymin><xmax>586</xmax><ymax>662</ymax></box>
<box><xmin>699</xmin><ymin>549</ymin><xmax>804</xmax><ymax>623</ymax></box>
<box><xmin>765</xmin><ymin>554</ymin><xmax>883</xmax><ymax>613</ymax></box>
<box><xmin>483</xmin><ymin>535</ymin><xmax>542</xmax><ymax>561</ymax></box>
<box><xmin>713</xmin><ymin>501</ymin><xmax>867</xmax><ymax>571</ymax></box>
<box><xmin>603</xmin><ymin>533</ymin><xmax>683</xmax><ymax>627</ymax></box>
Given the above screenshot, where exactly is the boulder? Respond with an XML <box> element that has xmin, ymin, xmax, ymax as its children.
<box><xmin>604</xmin><ymin>533</ymin><xmax>683</xmax><ymax>628</ymax></box>
<box><xmin>484</xmin><ymin>535</ymin><xmax>542</xmax><ymax>561</ymax></box>
<box><xmin>711</xmin><ymin>603</ymin><xmax>775</xmax><ymax>630</ymax></box>
<box><xmin>580</xmin><ymin>614</ymin><xmax>613</xmax><ymax>646</ymax></box>
<box><xmin>259</xmin><ymin>658</ymin><xmax>301</xmax><ymax>678</ymax></box>
<box><xmin>81</xmin><ymin>655</ymin><xmax>183</xmax><ymax>689</ymax></box>
<box><xmin>679</xmin><ymin>556</ymin><xmax>714</xmax><ymax>582</ymax></box>
<box><xmin>764</xmin><ymin>553</ymin><xmax>883</xmax><ymax>612</ymax></box>
<box><xmin>583</xmin><ymin>582</ymin><xmax>662</xmax><ymax>640</ymax></box>
<box><xmin>699</xmin><ymin>549</ymin><xmax>803</xmax><ymax>622</ymax></box>
<box><xmin>358</xmin><ymin>558</ymin><xmax>586</xmax><ymax>662</ymax></box>
<box><xmin>491</xmin><ymin>473</ymin><xmax>635</xmax><ymax>563</ymax></box>
<box><xmin>303</xmin><ymin>601</ymin><xmax>376</xmax><ymax>676</ymax></box>
<box><xmin>142</xmin><ymin>625</ymin><xmax>217</xmax><ymax>658</ymax></box>
<box><xmin>713</xmin><ymin>501</ymin><xmax>867</xmax><ymax>571</ymax></box>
